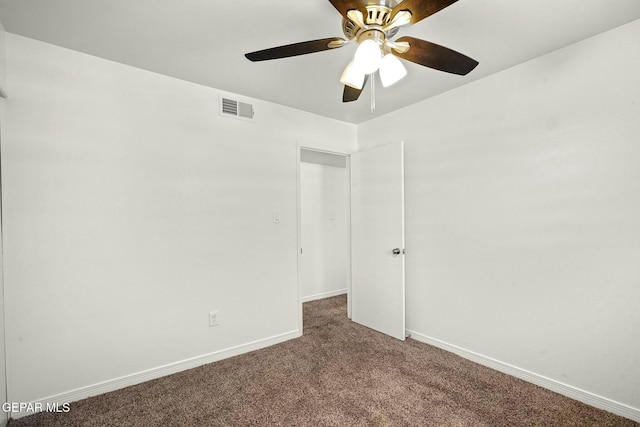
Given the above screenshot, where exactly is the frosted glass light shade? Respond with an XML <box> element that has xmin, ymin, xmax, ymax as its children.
<box><xmin>340</xmin><ymin>61</ymin><xmax>365</xmax><ymax>89</ymax></box>
<box><xmin>353</xmin><ymin>39</ymin><xmax>382</xmax><ymax>74</ymax></box>
<box><xmin>379</xmin><ymin>54</ymin><xmax>407</xmax><ymax>87</ymax></box>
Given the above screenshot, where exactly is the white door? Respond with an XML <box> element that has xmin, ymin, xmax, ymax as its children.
<box><xmin>351</xmin><ymin>141</ymin><xmax>405</xmax><ymax>340</ymax></box>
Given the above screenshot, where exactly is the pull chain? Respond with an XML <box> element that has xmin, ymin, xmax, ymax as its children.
<box><xmin>370</xmin><ymin>73</ymin><xmax>376</xmax><ymax>113</ymax></box>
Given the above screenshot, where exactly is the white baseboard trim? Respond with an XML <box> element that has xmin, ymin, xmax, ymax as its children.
<box><xmin>10</xmin><ymin>329</ymin><xmax>301</xmax><ymax>420</ymax></box>
<box><xmin>407</xmin><ymin>329</ymin><xmax>640</xmax><ymax>423</ymax></box>
<box><xmin>301</xmin><ymin>289</ymin><xmax>347</xmax><ymax>303</ymax></box>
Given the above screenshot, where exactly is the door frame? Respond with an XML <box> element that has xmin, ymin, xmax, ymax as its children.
<box><xmin>296</xmin><ymin>142</ymin><xmax>352</xmax><ymax>335</ymax></box>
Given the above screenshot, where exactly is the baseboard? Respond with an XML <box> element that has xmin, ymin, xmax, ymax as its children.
<box><xmin>10</xmin><ymin>329</ymin><xmax>301</xmax><ymax>420</ymax></box>
<box><xmin>407</xmin><ymin>330</ymin><xmax>640</xmax><ymax>423</ymax></box>
<box><xmin>301</xmin><ymin>289</ymin><xmax>347</xmax><ymax>303</ymax></box>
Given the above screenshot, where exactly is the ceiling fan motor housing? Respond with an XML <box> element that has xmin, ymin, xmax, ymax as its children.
<box><xmin>342</xmin><ymin>1</ymin><xmax>400</xmax><ymax>40</ymax></box>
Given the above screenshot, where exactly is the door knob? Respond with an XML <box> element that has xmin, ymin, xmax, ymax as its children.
<box><xmin>392</xmin><ymin>248</ymin><xmax>401</xmax><ymax>255</ymax></box>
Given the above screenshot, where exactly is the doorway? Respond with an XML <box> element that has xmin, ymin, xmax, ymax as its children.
<box><xmin>297</xmin><ymin>148</ymin><xmax>351</xmax><ymax>330</ymax></box>
<box><xmin>296</xmin><ymin>142</ymin><xmax>406</xmax><ymax>341</ymax></box>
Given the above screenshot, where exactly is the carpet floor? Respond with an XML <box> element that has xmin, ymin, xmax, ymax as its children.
<box><xmin>10</xmin><ymin>295</ymin><xmax>637</xmax><ymax>426</ymax></box>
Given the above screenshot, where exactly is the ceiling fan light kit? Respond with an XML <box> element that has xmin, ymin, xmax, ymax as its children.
<box><xmin>354</xmin><ymin>38</ymin><xmax>383</xmax><ymax>74</ymax></box>
<box><xmin>340</xmin><ymin>61</ymin><xmax>366</xmax><ymax>89</ymax></box>
<box><xmin>379</xmin><ymin>53</ymin><xmax>407</xmax><ymax>87</ymax></box>
<box><xmin>245</xmin><ymin>0</ymin><xmax>479</xmax><ymax>106</ymax></box>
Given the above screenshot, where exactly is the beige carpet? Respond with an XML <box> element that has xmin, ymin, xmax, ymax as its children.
<box><xmin>10</xmin><ymin>295</ymin><xmax>637</xmax><ymax>426</ymax></box>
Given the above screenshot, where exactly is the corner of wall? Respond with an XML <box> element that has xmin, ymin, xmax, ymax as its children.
<box><xmin>0</xmin><ymin>16</ymin><xmax>9</xmax><ymax>427</ymax></box>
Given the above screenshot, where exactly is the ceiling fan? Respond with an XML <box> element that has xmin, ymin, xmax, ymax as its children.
<box><xmin>245</xmin><ymin>0</ymin><xmax>479</xmax><ymax>104</ymax></box>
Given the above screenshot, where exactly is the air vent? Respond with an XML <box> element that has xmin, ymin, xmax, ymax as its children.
<box><xmin>219</xmin><ymin>96</ymin><xmax>255</xmax><ymax>121</ymax></box>
<box><xmin>222</xmin><ymin>98</ymin><xmax>238</xmax><ymax>115</ymax></box>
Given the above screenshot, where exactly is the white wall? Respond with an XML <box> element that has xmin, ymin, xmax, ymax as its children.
<box><xmin>0</xmin><ymin>17</ymin><xmax>8</xmax><ymax>427</ymax></box>
<box><xmin>1</xmin><ymin>33</ymin><xmax>356</xmax><ymax>407</ymax></box>
<box><xmin>0</xmin><ymin>117</ymin><xmax>6</xmax><ymax>424</ymax></box>
<box><xmin>359</xmin><ymin>20</ymin><xmax>640</xmax><ymax>418</ymax></box>
<box><xmin>0</xmin><ymin>18</ymin><xmax>6</xmax><ymax>97</ymax></box>
<box><xmin>0</xmin><ymin>106</ymin><xmax>7</xmax><ymax>427</ymax></box>
<box><xmin>300</xmin><ymin>162</ymin><xmax>349</xmax><ymax>301</ymax></box>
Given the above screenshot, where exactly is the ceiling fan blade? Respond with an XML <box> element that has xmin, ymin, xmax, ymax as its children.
<box><xmin>343</xmin><ymin>85</ymin><xmax>362</xmax><ymax>102</ymax></box>
<box><xmin>343</xmin><ymin>75</ymin><xmax>369</xmax><ymax>102</ymax></box>
<box><xmin>245</xmin><ymin>37</ymin><xmax>346</xmax><ymax>62</ymax></box>
<box><xmin>328</xmin><ymin>0</ymin><xmax>369</xmax><ymax>21</ymax></box>
<box><xmin>393</xmin><ymin>36</ymin><xmax>478</xmax><ymax>75</ymax></box>
<box><xmin>389</xmin><ymin>0</ymin><xmax>459</xmax><ymax>25</ymax></box>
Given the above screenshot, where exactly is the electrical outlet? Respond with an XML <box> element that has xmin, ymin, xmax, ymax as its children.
<box><xmin>209</xmin><ymin>310</ymin><xmax>219</xmax><ymax>327</ymax></box>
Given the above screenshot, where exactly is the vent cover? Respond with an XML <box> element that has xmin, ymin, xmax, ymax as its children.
<box><xmin>220</xmin><ymin>96</ymin><xmax>255</xmax><ymax>121</ymax></box>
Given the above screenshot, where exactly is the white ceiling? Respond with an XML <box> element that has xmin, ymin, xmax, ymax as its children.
<box><xmin>1</xmin><ymin>0</ymin><xmax>639</xmax><ymax>124</ymax></box>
